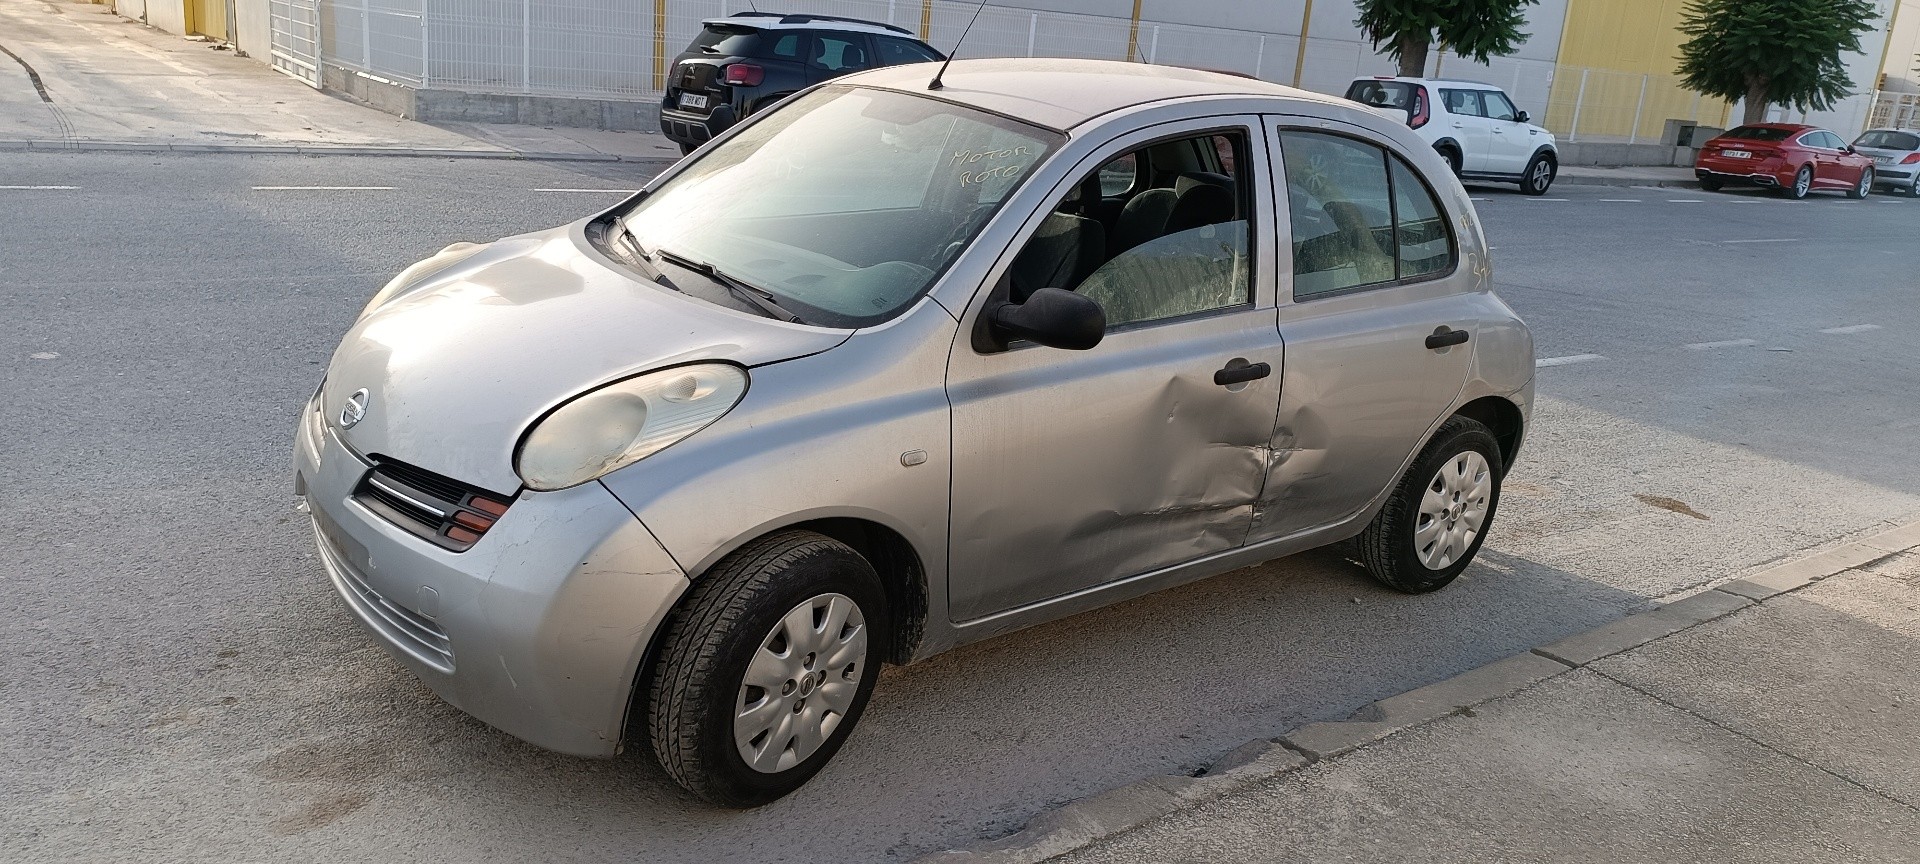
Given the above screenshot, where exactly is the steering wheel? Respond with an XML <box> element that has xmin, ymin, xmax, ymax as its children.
<box><xmin>924</xmin><ymin>203</ymin><xmax>998</xmax><ymax>269</ymax></box>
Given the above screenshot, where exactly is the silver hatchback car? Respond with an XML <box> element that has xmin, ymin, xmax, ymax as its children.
<box><xmin>295</xmin><ymin>59</ymin><xmax>1533</xmax><ymax>806</ymax></box>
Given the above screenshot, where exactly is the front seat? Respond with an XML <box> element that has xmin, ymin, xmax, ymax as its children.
<box><xmin>1008</xmin><ymin>179</ymin><xmax>1106</xmax><ymax>302</ymax></box>
<box><xmin>1111</xmin><ymin>189</ymin><xmax>1177</xmax><ymax>254</ymax></box>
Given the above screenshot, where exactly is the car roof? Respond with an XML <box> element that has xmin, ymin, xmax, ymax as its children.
<box><xmin>701</xmin><ymin>12</ymin><xmax>917</xmax><ymax>39</ymax></box>
<box><xmin>848</xmin><ymin>58</ymin><xmax>1350</xmax><ymax>131</ymax></box>
<box><xmin>1736</xmin><ymin>123</ymin><xmax>1816</xmax><ymax>132</ymax></box>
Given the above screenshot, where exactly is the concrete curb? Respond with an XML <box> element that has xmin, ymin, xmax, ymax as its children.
<box><xmin>0</xmin><ymin>139</ymin><xmax>677</xmax><ymax>163</ymax></box>
<box><xmin>913</xmin><ymin>520</ymin><xmax>1920</xmax><ymax>864</ymax></box>
<box><xmin>1553</xmin><ymin>174</ymin><xmax>1700</xmax><ymax>189</ymax></box>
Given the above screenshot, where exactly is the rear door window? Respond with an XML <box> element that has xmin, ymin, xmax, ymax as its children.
<box><xmin>1280</xmin><ymin>130</ymin><xmax>1456</xmax><ymax>299</ymax></box>
<box><xmin>1440</xmin><ymin>89</ymin><xmax>1484</xmax><ymax>117</ymax></box>
<box><xmin>809</xmin><ymin>33</ymin><xmax>874</xmax><ymax>73</ymax></box>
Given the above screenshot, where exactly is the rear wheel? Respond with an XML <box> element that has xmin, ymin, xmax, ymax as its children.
<box><xmin>1847</xmin><ymin>168</ymin><xmax>1874</xmax><ymax>199</ymax></box>
<box><xmin>646</xmin><ymin>530</ymin><xmax>887</xmax><ymax>807</ymax></box>
<box><xmin>1907</xmin><ymin>180</ymin><xmax>1920</xmax><ymax>198</ymax></box>
<box><xmin>1781</xmin><ymin>164</ymin><xmax>1813</xmax><ymax>199</ymax></box>
<box><xmin>1438</xmin><ymin>145</ymin><xmax>1463</xmax><ymax>178</ymax></box>
<box><xmin>1357</xmin><ymin>417</ymin><xmax>1504</xmax><ymax>594</ymax></box>
<box><xmin>1518</xmin><ymin>154</ymin><xmax>1556</xmax><ymax>196</ymax></box>
<box><xmin>1698</xmin><ymin>176</ymin><xmax>1724</xmax><ymax>192</ymax></box>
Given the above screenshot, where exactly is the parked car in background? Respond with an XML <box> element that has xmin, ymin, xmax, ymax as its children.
<box><xmin>302</xmin><ymin>59</ymin><xmax>1532</xmax><ymax>808</ymax></box>
<box><xmin>658</xmin><ymin>12</ymin><xmax>943</xmax><ymax>155</ymax></box>
<box><xmin>1345</xmin><ymin>76</ymin><xmax>1558</xmax><ymax>195</ymax></box>
<box><xmin>1694</xmin><ymin>124</ymin><xmax>1875</xmax><ymax>200</ymax></box>
<box><xmin>1851</xmin><ymin>128</ymin><xmax>1920</xmax><ymax>197</ymax></box>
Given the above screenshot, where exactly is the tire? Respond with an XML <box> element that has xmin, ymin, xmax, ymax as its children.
<box><xmin>646</xmin><ymin>530</ymin><xmax>888</xmax><ymax>807</ymax></box>
<box><xmin>1907</xmin><ymin>181</ymin><xmax>1920</xmax><ymax>198</ymax></box>
<box><xmin>1781</xmin><ymin>164</ymin><xmax>1813</xmax><ymax>199</ymax></box>
<box><xmin>1357</xmin><ymin>416</ymin><xmax>1505</xmax><ymax>594</ymax></box>
<box><xmin>1698</xmin><ymin>176</ymin><xmax>1724</xmax><ymax>192</ymax></box>
<box><xmin>678</xmin><ymin>142</ymin><xmax>698</xmax><ymax>157</ymax></box>
<box><xmin>1518</xmin><ymin>153</ymin><xmax>1555</xmax><ymax>196</ymax></box>
<box><xmin>1438</xmin><ymin>145</ymin><xmax>1463</xmax><ymax>178</ymax></box>
<box><xmin>1847</xmin><ymin>168</ymin><xmax>1873</xmax><ymax>199</ymax></box>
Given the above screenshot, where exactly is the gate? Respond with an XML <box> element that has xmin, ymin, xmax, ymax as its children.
<box><xmin>268</xmin><ymin>0</ymin><xmax>322</xmax><ymax>88</ymax></box>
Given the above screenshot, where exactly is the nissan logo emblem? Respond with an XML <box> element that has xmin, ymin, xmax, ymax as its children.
<box><xmin>339</xmin><ymin>389</ymin><xmax>369</xmax><ymax>429</ymax></box>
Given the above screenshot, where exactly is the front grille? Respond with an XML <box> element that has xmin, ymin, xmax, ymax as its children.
<box><xmin>353</xmin><ymin>459</ymin><xmax>514</xmax><ymax>552</ymax></box>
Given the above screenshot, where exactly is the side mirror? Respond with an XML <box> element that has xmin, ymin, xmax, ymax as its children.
<box><xmin>989</xmin><ymin>287</ymin><xmax>1105</xmax><ymax>351</ymax></box>
<box><xmin>1514</xmin><ymin>110</ymin><xmax>1531</xmax><ymax>124</ymax></box>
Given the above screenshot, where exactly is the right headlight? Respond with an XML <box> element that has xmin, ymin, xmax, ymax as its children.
<box><xmin>514</xmin><ymin>363</ymin><xmax>749</xmax><ymax>491</ymax></box>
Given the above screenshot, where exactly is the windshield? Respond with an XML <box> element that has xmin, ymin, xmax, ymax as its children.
<box><xmin>1722</xmin><ymin>126</ymin><xmax>1794</xmax><ymax>142</ymax></box>
<box><xmin>621</xmin><ymin>86</ymin><xmax>1063</xmax><ymax>327</ymax></box>
<box><xmin>1345</xmin><ymin>80</ymin><xmax>1415</xmax><ymax>111</ymax></box>
<box><xmin>1857</xmin><ymin>130</ymin><xmax>1920</xmax><ymax>151</ymax></box>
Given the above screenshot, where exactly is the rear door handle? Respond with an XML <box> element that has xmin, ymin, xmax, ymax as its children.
<box><xmin>1214</xmin><ymin>360</ymin><xmax>1272</xmax><ymax>386</ymax></box>
<box><xmin>1425</xmin><ymin>327</ymin><xmax>1471</xmax><ymax>350</ymax></box>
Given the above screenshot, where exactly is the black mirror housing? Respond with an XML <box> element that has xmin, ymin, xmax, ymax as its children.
<box><xmin>1515</xmin><ymin>110</ymin><xmax>1531</xmax><ymax>124</ymax></box>
<box><xmin>989</xmin><ymin>287</ymin><xmax>1105</xmax><ymax>351</ymax></box>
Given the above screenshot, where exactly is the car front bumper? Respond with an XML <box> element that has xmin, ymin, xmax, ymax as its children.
<box><xmin>294</xmin><ymin>403</ymin><xmax>688</xmax><ymax>757</ymax></box>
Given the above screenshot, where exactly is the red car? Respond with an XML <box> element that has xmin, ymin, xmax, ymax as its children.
<box><xmin>1694</xmin><ymin>123</ymin><xmax>1875</xmax><ymax>200</ymax></box>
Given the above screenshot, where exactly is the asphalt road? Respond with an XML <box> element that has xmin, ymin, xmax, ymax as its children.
<box><xmin>4</xmin><ymin>154</ymin><xmax>1917</xmax><ymax>863</ymax></box>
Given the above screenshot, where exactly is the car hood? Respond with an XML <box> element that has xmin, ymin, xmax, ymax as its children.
<box><xmin>320</xmin><ymin>225</ymin><xmax>851</xmax><ymax>495</ymax></box>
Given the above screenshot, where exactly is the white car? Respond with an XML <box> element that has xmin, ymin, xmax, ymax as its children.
<box><xmin>1346</xmin><ymin>76</ymin><xmax>1558</xmax><ymax>195</ymax></box>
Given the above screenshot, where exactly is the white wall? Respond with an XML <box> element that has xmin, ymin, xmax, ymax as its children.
<box><xmin>1879</xmin><ymin>0</ymin><xmax>1920</xmax><ymax>93</ymax></box>
<box><xmin>234</xmin><ymin>0</ymin><xmax>271</xmax><ymax>58</ymax></box>
<box><xmin>111</xmin><ymin>0</ymin><xmax>150</xmax><ymax>24</ymax></box>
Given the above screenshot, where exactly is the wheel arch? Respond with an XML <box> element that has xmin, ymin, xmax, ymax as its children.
<box><xmin>1450</xmin><ymin>395</ymin><xmax>1525</xmax><ymax>470</ymax></box>
<box><xmin>1529</xmin><ymin>144</ymin><xmax>1557</xmax><ymax>164</ymax></box>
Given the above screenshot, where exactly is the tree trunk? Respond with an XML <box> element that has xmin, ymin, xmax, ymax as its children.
<box><xmin>1742</xmin><ymin>75</ymin><xmax>1771</xmax><ymax>125</ymax></box>
<box><xmin>1396</xmin><ymin>32</ymin><xmax>1429</xmax><ymax>78</ymax></box>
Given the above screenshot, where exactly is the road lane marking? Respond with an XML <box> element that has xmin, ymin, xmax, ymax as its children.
<box><xmin>1723</xmin><ymin>238</ymin><xmax>1799</xmax><ymax>244</ymax></box>
<box><xmin>1820</xmin><ymin>324</ymin><xmax>1882</xmax><ymax>335</ymax></box>
<box><xmin>1687</xmin><ymin>338</ymin><xmax>1758</xmax><ymax>350</ymax></box>
<box><xmin>1536</xmin><ymin>353</ymin><xmax>1606</xmax><ymax>368</ymax></box>
<box><xmin>1668</xmin><ymin>199</ymin><xmax>1705</xmax><ymax>203</ymax></box>
<box><xmin>533</xmin><ymin>188</ymin><xmax>636</xmax><ymax>193</ymax></box>
<box><xmin>1523</xmin><ymin>197</ymin><xmax>1569</xmax><ymax>202</ymax></box>
<box><xmin>251</xmin><ymin>185</ymin><xmax>396</xmax><ymax>190</ymax></box>
<box><xmin>1599</xmin><ymin>198</ymin><xmax>1641</xmax><ymax>202</ymax></box>
<box><xmin>0</xmin><ymin>185</ymin><xmax>78</xmax><ymax>189</ymax></box>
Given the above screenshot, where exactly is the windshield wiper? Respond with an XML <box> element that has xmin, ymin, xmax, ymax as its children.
<box><xmin>653</xmin><ymin>248</ymin><xmax>805</xmax><ymax>324</ymax></box>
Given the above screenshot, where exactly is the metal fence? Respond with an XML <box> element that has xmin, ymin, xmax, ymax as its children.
<box><xmin>313</xmin><ymin>0</ymin><xmax>1904</xmax><ymax>140</ymax></box>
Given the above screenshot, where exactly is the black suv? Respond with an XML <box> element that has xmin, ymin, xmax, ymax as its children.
<box><xmin>659</xmin><ymin>13</ymin><xmax>944</xmax><ymax>155</ymax></box>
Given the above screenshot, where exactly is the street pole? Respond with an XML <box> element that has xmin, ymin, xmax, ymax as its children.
<box><xmin>1127</xmin><ymin>0</ymin><xmax>1144</xmax><ymax>63</ymax></box>
<box><xmin>1569</xmin><ymin>68</ymin><xmax>1589</xmax><ymax>142</ymax></box>
<box><xmin>652</xmin><ymin>0</ymin><xmax>668</xmax><ymax>92</ymax></box>
<box><xmin>1629</xmin><ymin>74</ymin><xmax>1647</xmax><ymax>144</ymax></box>
<box><xmin>920</xmin><ymin>0</ymin><xmax>933</xmax><ymax>41</ymax></box>
<box><xmin>1291</xmin><ymin>0</ymin><xmax>1313</xmax><ymax>88</ymax></box>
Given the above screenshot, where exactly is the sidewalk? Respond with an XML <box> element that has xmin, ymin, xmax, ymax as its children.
<box><xmin>924</xmin><ymin>521</ymin><xmax>1920</xmax><ymax>863</ymax></box>
<box><xmin>0</xmin><ymin>0</ymin><xmax>677</xmax><ymax>161</ymax></box>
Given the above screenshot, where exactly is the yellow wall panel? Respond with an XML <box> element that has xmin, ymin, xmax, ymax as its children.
<box><xmin>1549</xmin><ymin>0</ymin><xmax>1729</xmax><ymax>139</ymax></box>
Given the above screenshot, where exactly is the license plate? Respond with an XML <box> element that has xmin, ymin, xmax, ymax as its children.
<box><xmin>678</xmin><ymin>93</ymin><xmax>709</xmax><ymax>110</ymax></box>
<box><xmin>1876</xmin><ymin>156</ymin><xmax>1896</xmax><ymax>166</ymax></box>
<box><xmin>1721</xmin><ymin>149</ymin><xmax>1751</xmax><ymax>159</ymax></box>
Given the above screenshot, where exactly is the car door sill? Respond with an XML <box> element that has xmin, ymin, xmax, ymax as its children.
<box><xmin>945</xmin><ymin>511</ymin><xmax>1372</xmax><ymax>645</ymax></box>
<box><xmin>1461</xmin><ymin>171</ymin><xmax>1525</xmax><ymax>182</ymax></box>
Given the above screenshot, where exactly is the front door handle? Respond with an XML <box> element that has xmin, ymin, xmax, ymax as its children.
<box><xmin>1425</xmin><ymin>327</ymin><xmax>1471</xmax><ymax>350</ymax></box>
<box><xmin>1214</xmin><ymin>360</ymin><xmax>1272</xmax><ymax>386</ymax></box>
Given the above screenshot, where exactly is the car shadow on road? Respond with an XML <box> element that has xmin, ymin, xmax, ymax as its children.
<box><xmin>235</xmin><ymin>534</ymin><xmax>1645</xmax><ymax>863</ymax></box>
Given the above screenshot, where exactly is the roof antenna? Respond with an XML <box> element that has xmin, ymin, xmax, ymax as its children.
<box><xmin>928</xmin><ymin>0</ymin><xmax>990</xmax><ymax>90</ymax></box>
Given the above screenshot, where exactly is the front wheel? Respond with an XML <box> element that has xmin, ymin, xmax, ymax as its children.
<box><xmin>1847</xmin><ymin>168</ymin><xmax>1874</xmax><ymax>199</ymax></box>
<box><xmin>1518</xmin><ymin>154</ymin><xmax>1556</xmax><ymax>196</ymax></box>
<box><xmin>1357</xmin><ymin>416</ymin><xmax>1504</xmax><ymax>593</ymax></box>
<box><xmin>1781</xmin><ymin>164</ymin><xmax>1813</xmax><ymax>199</ymax></box>
<box><xmin>646</xmin><ymin>530</ymin><xmax>887</xmax><ymax>807</ymax></box>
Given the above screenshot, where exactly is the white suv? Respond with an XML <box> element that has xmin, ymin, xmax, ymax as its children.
<box><xmin>1345</xmin><ymin>76</ymin><xmax>1558</xmax><ymax>195</ymax></box>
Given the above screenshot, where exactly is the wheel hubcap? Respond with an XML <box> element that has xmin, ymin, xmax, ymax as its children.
<box><xmin>1797</xmin><ymin>171</ymin><xmax>1810</xmax><ymax>195</ymax></box>
<box><xmin>1532</xmin><ymin>162</ymin><xmax>1551</xmax><ymax>185</ymax></box>
<box><xmin>735</xmin><ymin>593</ymin><xmax>867</xmax><ymax>774</ymax></box>
<box><xmin>1414</xmin><ymin>451</ymin><xmax>1492</xmax><ymax>571</ymax></box>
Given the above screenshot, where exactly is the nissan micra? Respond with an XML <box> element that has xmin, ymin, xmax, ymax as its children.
<box><xmin>295</xmin><ymin>58</ymin><xmax>1533</xmax><ymax>807</ymax></box>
